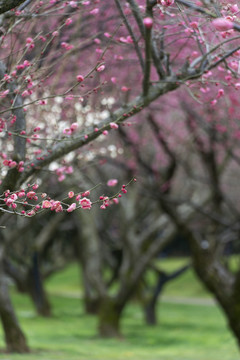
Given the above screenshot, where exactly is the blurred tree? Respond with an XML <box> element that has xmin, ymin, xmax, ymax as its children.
<box><xmin>0</xmin><ymin>0</ymin><xmax>240</xmax><ymax>353</ymax></box>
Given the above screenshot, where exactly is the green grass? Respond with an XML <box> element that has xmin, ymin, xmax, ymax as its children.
<box><xmin>0</xmin><ymin>259</ymin><xmax>239</xmax><ymax>359</ymax></box>
<box><xmin>45</xmin><ymin>263</ymin><xmax>82</xmax><ymax>295</ymax></box>
<box><xmin>46</xmin><ymin>259</ymin><xmax>209</xmax><ymax>299</ymax></box>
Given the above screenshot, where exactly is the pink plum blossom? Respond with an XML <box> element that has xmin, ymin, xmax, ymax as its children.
<box><xmin>27</xmin><ymin>191</ymin><xmax>36</xmax><ymax>199</ymax></box>
<box><xmin>69</xmin><ymin>1</ymin><xmax>77</xmax><ymax>8</ymax></box>
<box><xmin>0</xmin><ymin>90</ymin><xmax>9</xmax><ymax>98</ymax></box>
<box><xmin>51</xmin><ymin>201</ymin><xmax>63</xmax><ymax>212</ymax></box>
<box><xmin>79</xmin><ymin>197</ymin><xmax>92</xmax><ymax>209</ymax></box>
<box><xmin>65</xmin><ymin>18</ymin><xmax>73</xmax><ymax>26</ymax></box>
<box><xmin>67</xmin><ymin>203</ymin><xmax>76</xmax><ymax>212</ymax></box>
<box><xmin>158</xmin><ymin>0</ymin><xmax>174</xmax><ymax>6</ymax></box>
<box><xmin>18</xmin><ymin>190</ymin><xmax>25</xmax><ymax>198</ymax></box>
<box><xmin>42</xmin><ymin>200</ymin><xmax>52</xmax><ymax>209</ymax></box>
<box><xmin>90</xmin><ymin>8</ymin><xmax>99</xmax><ymax>15</ymax></box>
<box><xmin>112</xmin><ymin>198</ymin><xmax>119</xmax><ymax>204</ymax></box>
<box><xmin>77</xmin><ymin>75</ymin><xmax>84</xmax><ymax>82</ymax></box>
<box><xmin>70</xmin><ymin>123</ymin><xmax>78</xmax><ymax>132</ymax></box>
<box><xmin>143</xmin><ymin>17</ymin><xmax>153</xmax><ymax>29</ymax></box>
<box><xmin>231</xmin><ymin>4</ymin><xmax>239</xmax><ymax>13</ymax></box>
<box><xmin>110</xmin><ymin>122</ymin><xmax>119</xmax><ymax>129</ymax></box>
<box><xmin>212</xmin><ymin>18</ymin><xmax>234</xmax><ymax>31</ymax></box>
<box><xmin>96</xmin><ymin>65</ymin><xmax>105</xmax><ymax>72</ymax></box>
<box><xmin>68</xmin><ymin>191</ymin><xmax>74</xmax><ymax>198</ymax></box>
<box><xmin>76</xmin><ymin>194</ymin><xmax>81</xmax><ymax>201</ymax></box>
<box><xmin>121</xmin><ymin>86</ymin><xmax>129</xmax><ymax>92</ymax></box>
<box><xmin>107</xmin><ymin>179</ymin><xmax>118</xmax><ymax>187</ymax></box>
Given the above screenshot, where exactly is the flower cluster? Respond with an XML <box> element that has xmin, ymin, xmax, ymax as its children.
<box><xmin>42</xmin><ymin>200</ymin><xmax>63</xmax><ymax>212</ymax></box>
<box><xmin>99</xmin><ymin>196</ymin><xmax>110</xmax><ymax>210</ymax></box>
<box><xmin>63</xmin><ymin>123</ymin><xmax>79</xmax><ymax>136</ymax></box>
<box><xmin>2</xmin><ymin>158</ymin><xmax>24</xmax><ymax>172</ymax></box>
<box><xmin>2</xmin><ymin>184</ymin><xmax>40</xmax><ymax>214</ymax></box>
<box><xmin>56</xmin><ymin>166</ymin><xmax>74</xmax><ymax>182</ymax></box>
<box><xmin>66</xmin><ymin>190</ymin><xmax>92</xmax><ymax>212</ymax></box>
<box><xmin>0</xmin><ymin>183</ymin><xmax>95</xmax><ymax>216</ymax></box>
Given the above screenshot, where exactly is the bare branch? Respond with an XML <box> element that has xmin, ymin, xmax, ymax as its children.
<box><xmin>114</xmin><ymin>0</ymin><xmax>144</xmax><ymax>71</ymax></box>
<box><xmin>143</xmin><ymin>23</ymin><xmax>152</xmax><ymax>96</ymax></box>
<box><xmin>127</xmin><ymin>0</ymin><xmax>165</xmax><ymax>79</ymax></box>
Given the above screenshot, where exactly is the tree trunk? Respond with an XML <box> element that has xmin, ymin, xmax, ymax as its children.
<box><xmin>27</xmin><ymin>253</ymin><xmax>51</xmax><ymax>317</ymax></box>
<box><xmin>73</xmin><ymin>209</ymin><xmax>106</xmax><ymax>314</ymax></box>
<box><xmin>144</xmin><ymin>302</ymin><xmax>157</xmax><ymax>325</ymax></box>
<box><xmin>188</xmin><ymin>232</ymin><xmax>240</xmax><ymax>347</ymax></box>
<box><xmin>195</xmin><ymin>264</ymin><xmax>240</xmax><ymax>346</ymax></box>
<box><xmin>194</xmin><ymin>259</ymin><xmax>240</xmax><ymax>346</ymax></box>
<box><xmin>3</xmin><ymin>256</ymin><xmax>51</xmax><ymax>317</ymax></box>
<box><xmin>80</xmin><ymin>260</ymin><xmax>100</xmax><ymax>315</ymax></box>
<box><xmin>84</xmin><ymin>296</ymin><xmax>100</xmax><ymax>315</ymax></box>
<box><xmin>144</xmin><ymin>274</ymin><xmax>166</xmax><ymax>326</ymax></box>
<box><xmin>98</xmin><ymin>297</ymin><xmax>123</xmax><ymax>338</ymax></box>
<box><xmin>0</xmin><ymin>243</ymin><xmax>29</xmax><ymax>353</ymax></box>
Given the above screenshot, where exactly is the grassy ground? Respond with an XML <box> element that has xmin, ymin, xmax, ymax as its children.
<box><xmin>0</xmin><ymin>260</ymin><xmax>239</xmax><ymax>360</ymax></box>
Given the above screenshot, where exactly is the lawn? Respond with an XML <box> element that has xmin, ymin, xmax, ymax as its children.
<box><xmin>0</xmin><ymin>260</ymin><xmax>238</xmax><ymax>360</ymax></box>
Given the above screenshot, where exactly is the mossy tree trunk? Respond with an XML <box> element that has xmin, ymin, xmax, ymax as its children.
<box><xmin>98</xmin><ymin>297</ymin><xmax>123</xmax><ymax>338</ymax></box>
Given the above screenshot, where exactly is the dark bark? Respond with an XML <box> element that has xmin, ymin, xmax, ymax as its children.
<box><xmin>73</xmin><ymin>209</ymin><xmax>106</xmax><ymax>315</ymax></box>
<box><xmin>80</xmin><ymin>266</ymin><xmax>101</xmax><ymax>315</ymax></box>
<box><xmin>4</xmin><ymin>256</ymin><xmax>51</xmax><ymax>317</ymax></box>
<box><xmin>155</xmin><ymin>191</ymin><xmax>240</xmax><ymax>347</ymax></box>
<box><xmin>0</xmin><ymin>0</ymin><xmax>26</xmax><ymax>14</ymax></box>
<box><xmin>24</xmin><ymin>214</ymin><xmax>64</xmax><ymax>316</ymax></box>
<box><xmin>26</xmin><ymin>253</ymin><xmax>51</xmax><ymax>317</ymax></box>
<box><xmin>98</xmin><ymin>297</ymin><xmax>123</xmax><ymax>338</ymax></box>
<box><xmin>3</xmin><ymin>259</ymin><xmax>27</xmax><ymax>293</ymax></box>
<box><xmin>194</xmin><ymin>262</ymin><xmax>240</xmax><ymax>346</ymax></box>
<box><xmin>0</xmin><ymin>243</ymin><xmax>29</xmax><ymax>353</ymax></box>
<box><xmin>187</xmin><ymin>231</ymin><xmax>240</xmax><ymax>347</ymax></box>
<box><xmin>144</xmin><ymin>271</ymin><xmax>167</xmax><ymax>325</ymax></box>
<box><xmin>84</xmin><ymin>297</ymin><xmax>100</xmax><ymax>315</ymax></box>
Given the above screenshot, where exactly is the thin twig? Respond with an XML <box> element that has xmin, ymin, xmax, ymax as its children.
<box><xmin>114</xmin><ymin>0</ymin><xmax>144</xmax><ymax>71</ymax></box>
